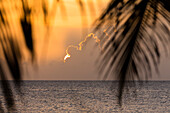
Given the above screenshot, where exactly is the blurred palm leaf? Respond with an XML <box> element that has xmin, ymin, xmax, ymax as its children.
<box><xmin>0</xmin><ymin>7</ymin><xmax>22</xmax><ymax>112</ymax></box>
<box><xmin>21</xmin><ymin>0</ymin><xmax>35</xmax><ymax>62</ymax></box>
<box><xmin>0</xmin><ymin>0</ymin><xmax>97</xmax><ymax>111</ymax></box>
<box><xmin>94</xmin><ymin>0</ymin><xmax>170</xmax><ymax>104</ymax></box>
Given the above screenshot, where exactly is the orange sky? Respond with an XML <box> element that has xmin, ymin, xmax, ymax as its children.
<box><xmin>1</xmin><ymin>0</ymin><xmax>170</xmax><ymax>80</ymax></box>
<box><xmin>30</xmin><ymin>0</ymin><xmax>110</xmax><ymax>62</ymax></box>
<box><xmin>18</xmin><ymin>0</ymin><xmax>110</xmax><ymax>80</ymax></box>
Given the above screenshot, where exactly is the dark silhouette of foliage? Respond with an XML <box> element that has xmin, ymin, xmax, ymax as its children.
<box><xmin>94</xmin><ymin>0</ymin><xmax>170</xmax><ymax>104</ymax></box>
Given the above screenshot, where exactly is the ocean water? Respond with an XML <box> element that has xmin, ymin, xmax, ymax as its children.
<box><xmin>0</xmin><ymin>81</ymin><xmax>169</xmax><ymax>112</ymax></box>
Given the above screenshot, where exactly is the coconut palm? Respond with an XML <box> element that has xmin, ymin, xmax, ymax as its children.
<box><xmin>0</xmin><ymin>0</ymin><xmax>169</xmax><ymax>111</ymax></box>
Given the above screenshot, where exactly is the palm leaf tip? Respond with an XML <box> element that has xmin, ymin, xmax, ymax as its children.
<box><xmin>0</xmin><ymin>64</ymin><xmax>16</xmax><ymax>111</ymax></box>
<box><xmin>21</xmin><ymin>18</ymin><xmax>35</xmax><ymax>62</ymax></box>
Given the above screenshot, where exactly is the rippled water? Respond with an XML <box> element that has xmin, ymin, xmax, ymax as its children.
<box><xmin>0</xmin><ymin>81</ymin><xmax>169</xmax><ymax>112</ymax></box>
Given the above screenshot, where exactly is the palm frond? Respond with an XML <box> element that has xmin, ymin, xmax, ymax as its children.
<box><xmin>0</xmin><ymin>0</ymin><xmax>99</xmax><ymax>111</ymax></box>
<box><xmin>94</xmin><ymin>0</ymin><xmax>170</xmax><ymax>104</ymax></box>
<box><xmin>0</xmin><ymin>1</ymin><xmax>24</xmax><ymax>110</ymax></box>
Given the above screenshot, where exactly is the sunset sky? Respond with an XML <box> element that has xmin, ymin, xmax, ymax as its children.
<box><xmin>21</xmin><ymin>0</ymin><xmax>111</xmax><ymax>80</ymax></box>
<box><xmin>2</xmin><ymin>0</ymin><xmax>170</xmax><ymax>80</ymax></box>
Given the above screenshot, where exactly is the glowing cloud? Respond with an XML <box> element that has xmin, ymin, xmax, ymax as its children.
<box><xmin>64</xmin><ymin>33</ymin><xmax>100</xmax><ymax>62</ymax></box>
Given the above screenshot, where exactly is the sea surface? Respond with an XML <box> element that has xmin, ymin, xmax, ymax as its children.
<box><xmin>0</xmin><ymin>81</ymin><xmax>169</xmax><ymax>112</ymax></box>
